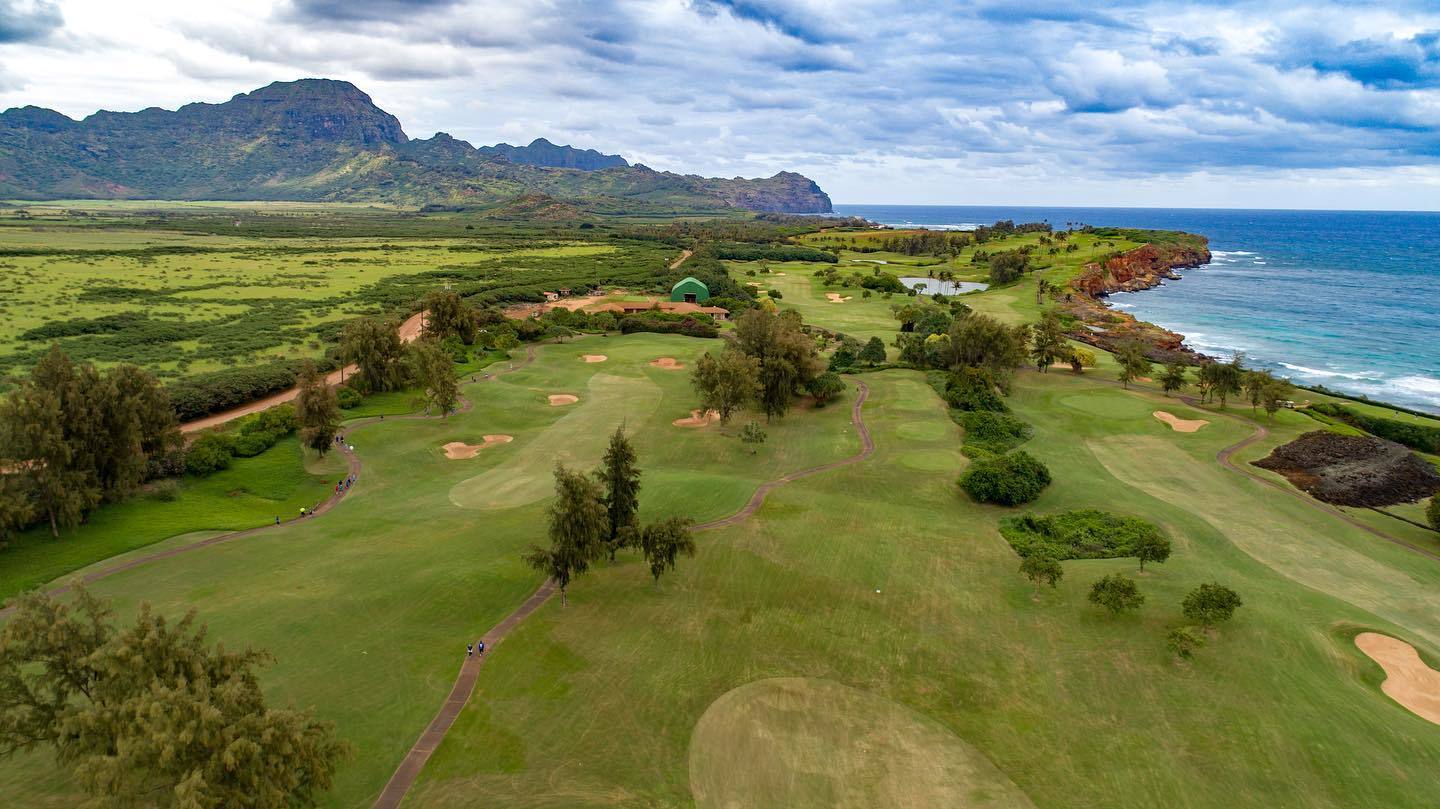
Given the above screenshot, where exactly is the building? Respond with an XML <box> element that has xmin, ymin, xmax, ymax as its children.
<box><xmin>670</xmin><ymin>276</ymin><xmax>710</xmax><ymax>304</ymax></box>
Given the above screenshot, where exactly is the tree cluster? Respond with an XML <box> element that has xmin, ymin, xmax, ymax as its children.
<box><xmin>692</xmin><ymin>308</ymin><xmax>826</xmax><ymax>423</ymax></box>
<box><xmin>0</xmin><ymin>347</ymin><xmax>181</xmax><ymax>538</ymax></box>
<box><xmin>524</xmin><ymin>427</ymin><xmax>696</xmax><ymax>603</ymax></box>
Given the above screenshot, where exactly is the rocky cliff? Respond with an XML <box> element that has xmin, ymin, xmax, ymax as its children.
<box><xmin>1070</xmin><ymin>241</ymin><xmax>1211</xmax><ymax>297</ymax></box>
<box><xmin>0</xmin><ymin>79</ymin><xmax>832</xmax><ymax>213</ymax></box>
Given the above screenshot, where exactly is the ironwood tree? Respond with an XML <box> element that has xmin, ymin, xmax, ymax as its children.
<box><xmin>411</xmin><ymin>339</ymin><xmax>460</xmax><ymax>416</ymax></box>
<box><xmin>1116</xmin><ymin>341</ymin><xmax>1152</xmax><ymax>389</ymax></box>
<box><xmin>732</xmin><ymin>308</ymin><xmax>822</xmax><ymax>420</ymax></box>
<box><xmin>0</xmin><ymin>586</ymin><xmax>349</xmax><ymax>808</ymax></box>
<box><xmin>524</xmin><ymin>464</ymin><xmax>608</xmax><ymax>605</ymax></box>
<box><xmin>340</xmin><ymin>316</ymin><xmax>407</xmax><ymax>393</ymax></box>
<box><xmin>597</xmin><ymin>425</ymin><xmax>641</xmax><ymax>561</ymax></box>
<box><xmin>640</xmin><ymin>516</ymin><xmax>697</xmax><ymax>584</ymax></box>
<box><xmin>691</xmin><ymin>348</ymin><xmax>761</xmax><ymax>424</ymax></box>
<box><xmin>422</xmin><ymin>290</ymin><xmax>476</xmax><ymax>344</ymax></box>
<box><xmin>295</xmin><ymin>362</ymin><xmax>340</xmax><ymax>454</ymax></box>
<box><xmin>1159</xmin><ymin>362</ymin><xmax>1189</xmax><ymax>396</ymax></box>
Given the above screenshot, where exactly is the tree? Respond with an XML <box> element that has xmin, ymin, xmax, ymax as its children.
<box><xmin>0</xmin><ymin>473</ymin><xmax>35</xmax><ymax>548</ymax></box>
<box><xmin>1243</xmin><ymin>370</ymin><xmax>1268</xmax><ymax>413</ymax></box>
<box><xmin>1159</xmin><ymin>362</ymin><xmax>1189</xmax><ymax>396</ymax></box>
<box><xmin>945</xmin><ymin>313</ymin><xmax>1030</xmax><ymax>390</ymax></box>
<box><xmin>1067</xmin><ymin>346</ymin><xmax>1095</xmax><ymax>374</ymax></box>
<box><xmin>107</xmin><ymin>363</ymin><xmax>181</xmax><ymax>477</ymax></box>
<box><xmin>1181</xmin><ymin>582</ymin><xmax>1243</xmax><ymax>630</ymax></box>
<box><xmin>295</xmin><ymin>362</ymin><xmax>340</xmax><ymax>455</ymax></box>
<box><xmin>1134</xmin><ymin>532</ymin><xmax>1172</xmax><ymax>572</ymax></box>
<box><xmin>422</xmin><ymin>290</ymin><xmax>476</xmax><ymax>344</ymax></box>
<box><xmin>1019</xmin><ymin>553</ymin><xmax>1063</xmax><ymax>595</ymax></box>
<box><xmin>741</xmin><ymin>421</ymin><xmax>767</xmax><ymax>454</ymax></box>
<box><xmin>1166</xmin><ymin>626</ymin><xmax>1206</xmax><ymax>661</ymax></box>
<box><xmin>411</xmin><ymin>339</ymin><xmax>460</xmax><ymax>416</ymax></box>
<box><xmin>958</xmin><ymin>451</ymin><xmax>1052</xmax><ymax>506</ymax></box>
<box><xmin>0</xmin><ymin>586</ymin><xmax>349</xmax><ymax>807</ymax></box>
<box><xmin>732</xmin><ymin>309</ymin><xmax>822</xmax><ymax>420</ymax></box>
<box><xmin>0</xmin><ymin>384</ymin><xmax>94</xmax><ymax>537</ymax></box>
<box><xmin>988</xmin><ymin>250</ymin><xmax>1029</xmax><ymax>284</ymax></box>
<box><xmin>1261</xmin><ymin>377</ymin><xmax>1293</xmax><ymax>420</ymax></box>
<box><xmin>1088</xmin><ymin>573</ymin><xmax>1144</xmax><ymax>616</ymax></box>
<box><xmin>524</xmin><ymin>464</ymin><xmax>607</xmax><ymax>605</ymax></box>
<box><xmin>340</xmin><ymin>316</ymin><xmax>407</xmax><ymax>393</ymax></box>
<box><xmin>805</xmin><ymin>371</ymin><xmax>847</xmax><ymax>406</ymax></box>
<box><xmin>1116</xmin><ymin>341</ymin><xmax>1151</xmax><ymax>389</ymax></box>
<box><xmin>639</xmin><ymin>517</ymin><xmax>696</xmax><ymax>584</ymax></box>
<box><xmin>691</xmin><ymin>349</ymin><xmax>761</xmax><ymax>424</ymax></box>
<box><xmin>597</xmin><ymin>425</ymin><xmax>641</xmax><ymax>562</ymax></box>
<box><xmin>1029</xmin><ymin>310</ymin><xmax>1068</xmax><ymax>373</ymax></box>
<box><xmin>859</xmin><ymin>336</ymin><xmax>887</xmax><ymax>365</ymax></box>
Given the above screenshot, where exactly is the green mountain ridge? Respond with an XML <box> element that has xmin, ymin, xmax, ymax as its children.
<box><xmin>0</xmin><ymin>78</ymin><xmax>832</xmax><ymax>213</ymax></box>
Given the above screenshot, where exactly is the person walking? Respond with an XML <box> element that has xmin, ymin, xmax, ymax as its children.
<box><xmin>476</xmin><ymin>640</ymin><xmax>485</xmax><ymax>656</ymax></box>
<box><xmin>466</xmin><ymin>643</ymin><xmax>473</xmax><ymax>657</ymax></box>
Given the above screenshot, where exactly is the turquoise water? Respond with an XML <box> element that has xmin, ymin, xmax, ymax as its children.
<box><xmin>835</xmin><ymin>205</ymin><xmax>1440</xmax><ymax>414</ymax></box>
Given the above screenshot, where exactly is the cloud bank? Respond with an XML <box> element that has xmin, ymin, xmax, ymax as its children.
<box><xmin>1</xmin><ymin>0</ymin><xmax>1437</xmax><ymax>208</ymax></box>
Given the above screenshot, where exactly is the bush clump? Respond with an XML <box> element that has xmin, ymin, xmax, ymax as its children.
<box><xmin>1000</xmin><ymin>509</ymin><xmax>1166</xmax><ymax>560</ymax></box>
<box><xmin>960</xmin><ymin>411</ymin><xmax>1031</xmax><ymax>456</ymax></box>
<box><xmin>958</xmin><ymin>450</ymin><xmax>1051</xmax><ymax>505</ymax></box>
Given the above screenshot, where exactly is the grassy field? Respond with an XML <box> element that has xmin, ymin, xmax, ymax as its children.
<box><xmin>3</xmin><ymin>216</ymin><xmax>1440</xmax><ymax>807</ymax></box>
<box><xmin>0</xmin><ymin>203</ymin><xmax>677</xmax><ymax>382</ymax></box>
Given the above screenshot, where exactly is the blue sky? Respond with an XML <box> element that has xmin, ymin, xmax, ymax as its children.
<box><xmin>2</xmin><ymin>0</ymin><xmax>1438</xmax><ymax>209</ymax></box>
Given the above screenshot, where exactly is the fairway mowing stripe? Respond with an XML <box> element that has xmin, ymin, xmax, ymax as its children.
<box><xmin>374</xmin><ymin>379</ymin><xmax>876</xmax><ymax>807</ymax></box>
<box><xmin>0</xmin><ymin>346</ymin><xmax>540</xmax><ymax>621</ymax></box>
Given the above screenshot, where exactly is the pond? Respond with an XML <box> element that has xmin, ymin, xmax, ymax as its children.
<box><xmin>898</xmin><ymin>277</ymin><xmax>989</xmax><ymax>295</ymax></box>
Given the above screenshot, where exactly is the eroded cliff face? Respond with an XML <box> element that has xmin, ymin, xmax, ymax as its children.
<box><xmin>1070</xmin><ymin>242</ymin><xmax>1212</xmax><ymax>297</ymax></box>
<box><xmin>1061</xmin><ymin>238</ymin><xmax>1212</xmax><ymax>363</ymax></box>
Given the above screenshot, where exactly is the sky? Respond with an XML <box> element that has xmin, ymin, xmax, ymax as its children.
<box><xmin>1</xmin><ymin>0</ymin><xmax>1439</xmax><ymax>209</ymax></box>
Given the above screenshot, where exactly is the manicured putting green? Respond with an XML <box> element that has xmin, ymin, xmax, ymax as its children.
<box><xmin>688</xmin><ymin>678</ymin><xmax>1035</xmax><ymax>808</ymax></box>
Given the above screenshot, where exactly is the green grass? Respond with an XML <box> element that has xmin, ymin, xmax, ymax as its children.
<box><xmin>0</xmin><ymin>436</ymin><xmax>343</xmax><ymax>600</ymax></box>
<box><xmin>6</xmin><ymin>225</ymin><xmax>1440</xmax><ymax>808</ymax></box>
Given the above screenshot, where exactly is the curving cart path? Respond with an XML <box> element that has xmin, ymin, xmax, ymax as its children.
<box><xmin>372</xmin><ymin>380</ymin><xmax>875</xmax><ymax>808</ymax></box>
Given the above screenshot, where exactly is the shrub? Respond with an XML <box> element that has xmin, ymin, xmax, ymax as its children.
<box><xmin>1088</xmin><ymin>573</ymin><xmax>1144</xmax><ymax>616</ymax></box>
<box><xmin>1166</xmin><ymin>627</ymin><xmax>1205</xmax><ymax>660</ymax></box>
<box><xmin>336</xmin><ymin>386</ymin><xmax>363</xmax><ymax>410</ymax></box>
<box><xmin>999</xmin><ymin>509</ymin><xmax>1166</xmax><ymax>560</ymax></box>
<box><xmin>958</xmin><ymin>450</ymin><xmax>1052</xmax><ymax>506</ymax></box>
<box><xmin>185</xmin><ymin>433</ymin><xmax>235</xmax><ymax>476</ymax></box>
<box><xmin>147</xmin><ymin>479</ymin><xmax>181</xmax><ymax>502</ymax></box>
<box><xmin>960</xmin><ymin>411</ymin><xmax>1031</xmax><ymax>455</ymax></box>
<box><xmin>944</xmin><ymin>367</ymin><xmax>1008</xmax><ymax>412</ymax></box>
<box><xmin>1429</xmin><ymin>497</ymin><xmax>1440</xmax><ymax>531</ymax></box>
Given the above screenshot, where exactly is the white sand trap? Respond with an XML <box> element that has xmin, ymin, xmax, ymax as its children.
<box><xmin>582</xmin><ymin>354</ymin><xmax>608</xmax><ymax>363</ymax></box>
<box><xmin>773</xmin><ymin>272</ymin><xmax>786</xmax><ymax>275</ymax></box>
<box><xmin>1153</xmin><ymin>411</ymin><xmax>1209</xmax><ymax>433</ymax></box>
<box><xmin>650</xmin><ymin>357</ymin><xmax>686</xmax><ymax>370</ymax></box>
<box><xmin>1355</xmin><ymin>632</ymin><xmax>1440</xmax><ymax>725</ymax></box>
<box><xmin>673</xmin><ymin>408</ymin><xmax>720</xmax><ymax>427</ymax></box>
<box><xmin>442</xmin><ymin>436</ymin><xmax>513</xmax><ymax>459</ymax></box>
<box><xmin>548</xmin><ymin>394</ymin><xmax>579</xmax><ymax>406</ymax></box>
<box><xmin>825</xmin><ymin>292</ymin><xmax>854</xmax><ymax>303</ymax></box>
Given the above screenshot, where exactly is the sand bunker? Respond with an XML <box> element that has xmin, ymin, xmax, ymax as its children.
<box><xmin>1153</xmin><ymin>411</ymin><xmax>1209</xmax><ymax>433</ymax></box>
<box><xmin>825</xmin><ymin>292</ymin><xmax>854</xmax><ymax>303</ymax></box>
<box><xmin>1355</xmin><ymin>632</ymin><xmax>1440</xmax><ymax>725</ymax></box>
<box><xmin>442</xmin><ymin>436</ymin><xmax>513</xmax><ymax>459</ymax></box>
<box><xmin>673</xmin><ymin>408</ymin><xmax>721</xmax><ymax>427</ymax></box>
<box><xmin>548</xmin><ymin>394</ymin><xmax>579</xmax><ymax>406</ymax></box>
<box><xmin>650</xmin><ymin>357</ymin><xmax>686</xmax><ymax>370</ymax></box>
<box><xmin>581</xmin><ymin>354</ymin><xmax>608</xmax><ymax>363</ymax></box>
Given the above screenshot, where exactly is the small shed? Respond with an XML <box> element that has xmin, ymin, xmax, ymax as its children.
<box><xmin>670</xmin><ymin>276</ymin><xmax>710</xmax><ymax>304</ymax></box>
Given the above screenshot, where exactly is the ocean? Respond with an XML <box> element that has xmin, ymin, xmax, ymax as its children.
<box><xmin>833</xmin><ymin>205</ymin><xmax>1440</xmax><ymax>414</ymax></box>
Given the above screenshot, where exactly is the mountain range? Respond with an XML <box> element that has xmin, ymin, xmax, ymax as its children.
<box><xmin>0</xmin><ymin>79</ymin><xmax>831</xmax><ymax>214</ymax></box>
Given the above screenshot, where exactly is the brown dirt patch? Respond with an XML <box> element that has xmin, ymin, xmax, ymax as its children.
<box><xmin>581</xmin><ymin>354</ymin><xmax>608</xmax><ymax>363</ymax></box>
<box><xmin>442</xmin><ymin>436</ymin><xmax>514</xmax><ymax>459</ymax></box>
<box><xmin>1253</xmin><ymin>430</ymin><xmax>1440</xmax><ymax>507</ymax></box>
<box><xmin>825</xmin><ymin>292</ymin><xmax>853</xmax><ymax>303</ymax></box>
<box><xmin>1153</xmin><ymin>411</ymin><xmax>1209</xmax><ymax>433</ymax></box>
<box><xmin>650</xmin><ymin>357</ymin><xmax>686</xmax><ymax>370</ymax></box>
<box><xmin>548</xmin><ymin>394</ymin><xmax>579</xmax><ymax>406</ymax></box>
<box><xmin>673</xmin><ymin>408</ymin><xmax>721</xmax><ymax>427</ymax></box>
<box><xmin>1355</xmin><ymin>632</ymin><xmax>1440</xmax><ymax>725</ymax></box>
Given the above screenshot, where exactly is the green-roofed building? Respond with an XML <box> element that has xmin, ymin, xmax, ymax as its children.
<box><xmin>670</xmin><ymin>276</ymin><xmax>710</xmax><ymax>304</ymax></box>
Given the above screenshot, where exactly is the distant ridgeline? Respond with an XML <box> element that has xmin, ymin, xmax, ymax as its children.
<box><xmin>0</xmin><ymin>79</ymin><xmax>832</xmax><ymax>214</ymax></box>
